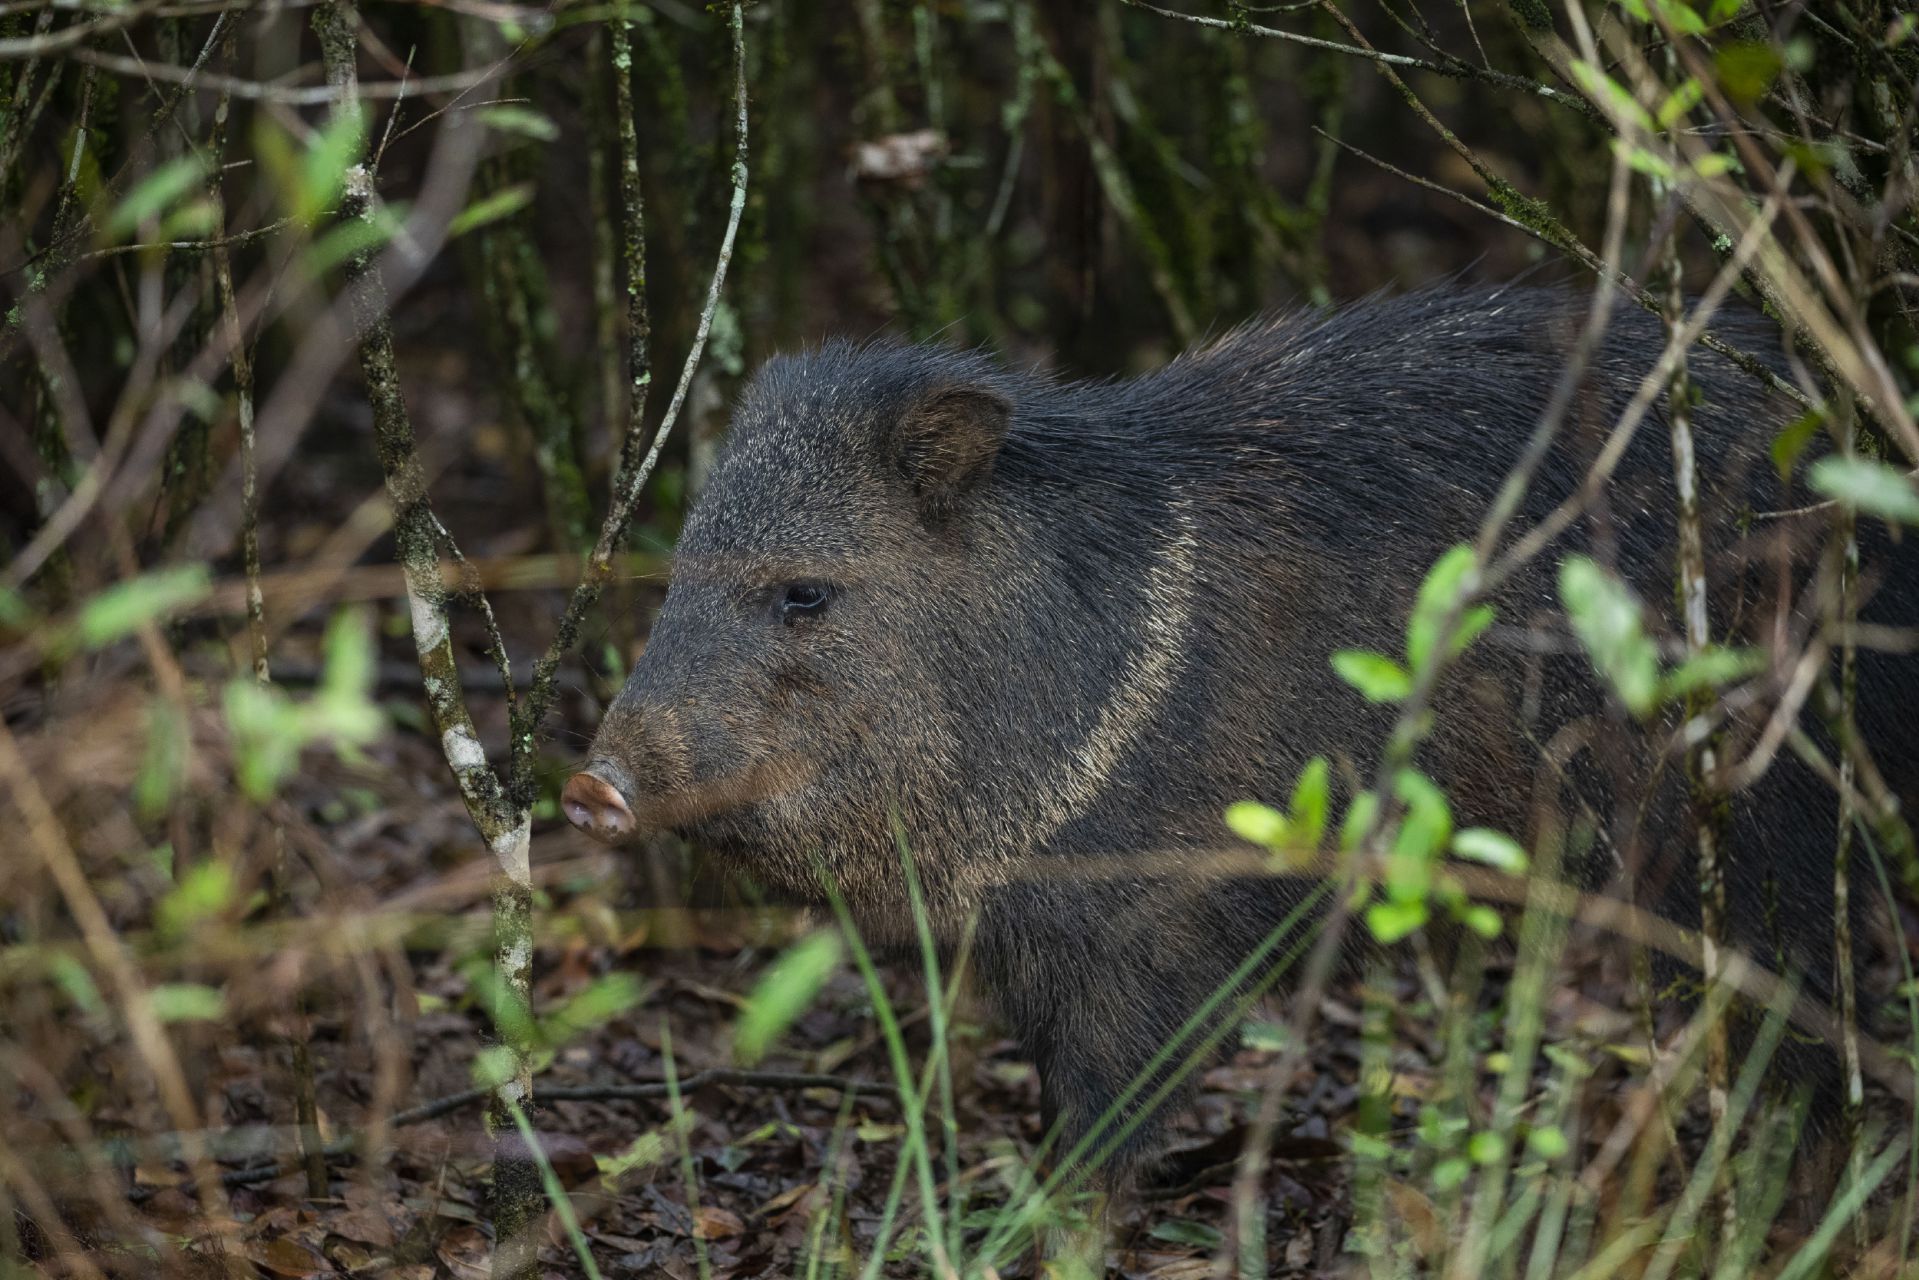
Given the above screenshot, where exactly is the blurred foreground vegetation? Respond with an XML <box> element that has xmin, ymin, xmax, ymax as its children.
<box><xmin>2</xmin><ymin>0</ymin><xmax>1918</xmax><ymax>1276</ymax></box>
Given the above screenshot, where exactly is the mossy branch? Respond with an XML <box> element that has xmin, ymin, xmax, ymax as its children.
<box><xmin>605</xmin><ymin>7</ymin><xmax>653</xmax><ymax>477</ymax></box>
<box><xmin>310</xmin><ymin>3</ymin><xmax>539</xmax><ymax>1268</ymax></box>
<box><xmin>1122</xmin><ymin>0</ymin><xmax>1599</xmax><ymax>120</ymax></box>
<box><xmin>311</xmin><ymin>8</ymin><xmax>514</xmax><ymax>848</ymax></box>
<box><xmin>512</xmin><ymin>0</ymin><xmax>750</xmax><ymax>790</ymax></box>
<box><xmin>1032</xmin><ymin>23</ymin><xmax>1195</xmax><ymax>345</ymax></box>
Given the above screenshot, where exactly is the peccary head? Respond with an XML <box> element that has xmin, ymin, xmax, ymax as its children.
<box><xmin>564</xmin><ymin>343</ymin><xmax>1021</xmax><ymax>914</ymax></box>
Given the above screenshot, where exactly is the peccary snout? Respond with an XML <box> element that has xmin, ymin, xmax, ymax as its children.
<box><xmin>560</xmin><ymin>770</ymin><xmax>633</xmax><ymax>840</ymax></box>
<box><xmin>566</xmin><ymin>690</ymin><xmax>773</xmax><ymax>844</ymax></box>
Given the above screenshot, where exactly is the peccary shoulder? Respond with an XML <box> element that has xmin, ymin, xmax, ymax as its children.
<box><xmin>565</xmin><ymin>285</ymin><xmax>1918</xmax><ymax>1182</ymax></box>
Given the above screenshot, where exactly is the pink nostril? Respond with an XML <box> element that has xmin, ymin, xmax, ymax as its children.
<box><xmin>561</xmin><ymin>772</ymin><xmax>634</xmax><ymax>839</ymax></box>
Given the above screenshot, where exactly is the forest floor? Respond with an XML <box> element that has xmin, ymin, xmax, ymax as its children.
<box><xmin>136</xmin><ymin>707</ymin><xmax>1389</xmax><ymax>1279</ymax></box>
<box><xmin>117</xmin><ymin>702</ymin><xmax>1657</xmax><ymax>1279</ymax></box>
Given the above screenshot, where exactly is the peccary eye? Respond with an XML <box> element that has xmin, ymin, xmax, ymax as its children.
<box><xmin>777</xmin><ymin>582</ymin><xmax>832</xmax><ymax>624</ymax></box>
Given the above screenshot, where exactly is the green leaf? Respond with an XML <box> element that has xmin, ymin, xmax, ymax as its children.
<box><xmin>0</xmin><ymin>588</ymin><xmax>37</xmax><ymax>631</ymax></box>
<box><xmin>597</xmin><ymin>1131</ymin><xmax>668</xmax><ymax>1187</ymax></box>
<box><xmin>303</xmin><ymin>104</ymin><xmax>367</xmax><ymax>224</ymax></box>
<box><xmin>1451</xmin><ymin>828</ymin><xmax>1529</xmax><ymax>874</ymax></box>
<box><xmin>1649</xmin><ymin>0</ymin><xmax>1707</xmax><ymax>34</ymax></box>
<box><xmin>478</xmin><ymin>106</ymin><xmax>561</xmax><ymax>143</ymax></box>
<box><xmin>157</xmin><ymin>861</ymin><xmax>236</xmax><ymax>939</ymax></box>
<box><xmin>1407</xmin><ymin>545</ymin><xmax>1493</xmax><ymax>674</ymax></box>
<box><xmin>1419</xmin><ymin>1104</ymin><xmax>1466</xmax><ymax>1146</ymax></box>
<box><xmin>50</xmin><ymin>955</ymin><xmax>104</xmax><ymax>1017</ymax></box>
<box><xmin>1349</xmin><ymin>1131</ymin><xmax>1391</xmax><ymax>1161</ymax></box>
<box><xmin>1407</xmin><ymin>544</ymin><xmax>1471</xmax><ymax>671</ymax></box>
<box><xmin>1339</xmin><ymin>790</ymin><xmax>1380</xmax><ymax>853</ymax></box>
<box><xmin>74</xmin><ymin>565</ymin><xmax>212</xmax><ymax>651</ymax></box>
<box><xmin>313</xmin><ymin>608</ymin><xmax>384</xmax><ymax>745</ymax></box>
<box><xmin>1392</xmin><ymin>770</ymin><xmax>1453</xmax><ymax>866</ymax></box>
<box><xmin>1241</xmin><ymin>1021</ymin><xmax>1291</xmax><ymax>1052</ymax></box>
<box><xmin>449</xmin><ymin>183</ymin><xmax>536</xmax><ymax>239</ymax></box>
<box><xmin>161</xmin><ymin>195</ymin><xmax>222</xmax><ymax>242</ymax></box>
<box><xmin>1460</xmin><ymin>904</ymin><xmax>1504</xmax><ymax>939</ymax></box>
<box><xmin>735</xmin><ymin>931</ymin><xmax>843</xmax><ymax>1064</ymax></box>
<box><xmin>542</xmin><ymin>973</ymin><xmax>644</xmax><ymax>1047</ymax></box>
<box><xmin>225</xmin><ymin>610</ymin><xmax>380</xmax><ymax>794</ymax></box>
<box><xmin>322</xmin><ymin>606</ymin><xmax>376</xmax><ymax>700</ymax></box>
<box><xmin>1468</xmin><ymin>1131</ymin><xmax>1506</xmax><ymax>1165</ymax></box>
<box><xmin>302</xmin><ymin>203</ymin><xmax>406</xmax><ymax>277</ymax></box>
<box><xmin>224</xmin><ymin>680</ymin><xmax>299</xmax><ymax>802</ymax></box>
<box><xmin>1662</xmin><ymin>646</ymin><xmax>1764</xmax><ymax>700</ymax></box>
<box><xmin>1618</xmin><ymin>141</ymin><xmax>1676</xmax><ymax>182</ymax></box>
<box><xmin>1769</xmin><ymin>408</ymin><xmax>1824</xmax><ymax>483</ymax></box>
<box><xmin>1383</xmin><ymin>772</ymin><xmax>1450</xmax><ymax>909</ymax></box>
<box><xmin>107</xmin><ymin>155</ymin><xmax>210</xmax><ymax>240</ymax></box>
<box><xmin>1225</xmin><ymin>800</ymin><xmax>1288</xmax><ymax>848</ymax></box>
<box><xmin>1149</xmin><ymin>1220</ymin><xmax>1224</xmax><ymax>1249</ymax></box>
<box><xmin>1558</xmin><ymin>556</ymin><xmax>1659</xmax><ymax>718</ymax></box>
<box><xmin>149</xmin><ymin>983</ymin><xmax>226</xmax><ymax>1023</ymax></box>
<box><xmin>1715</xmin><ymin>40</ymin><xmax>1782</xmax><ymax>106</ymax></box>
<box><xmin>1809</xmin><ymin>457</ymin><xmax>1919</xmax><ymax>525</ymax></box>
<box><xmin>1528</xmin><ymin>1124</ymin><xmax>1571</xmax><ymax>1160</ymax></box>
<box><xmin>1385</xmin><ymin>849</ymin><xmax>1434</xmax><ymax>905</ymax></box>
<box><xmin>471</xmin><ymin>1044</ymin><xmax>519</xmax><ymax>1089</ymax></box>
<box><xmin>1432</xmin><ymin>1156</ymin><xmax>1472</xmax><ymax>1191</ymax></box>
<box><xmin>1690</xmin><ymin>152</ymin><xmax>1736</xmax><ymax>180</ymax></box>
<box><xmin>253</xmin><ymin>117</ymin><xmax>301</xmax><ymax>221</ymax></box>
<box><xmin>1570</xmin><ymin>59</ymin><xmax>1654</xmax><ymax>131</ymax></box>
<box><xmin>1454</xmin><ymin>604</ymin><xmax>1496</xmax><ymax>659</ymax></box>
<box><xmin>256</xmin><ymin>108</ymin><xmax>365</xmax><ymax>227</ymax></box>
<box><xmin>1365</xmin><ymin>898</ymin><xmax>1429</xmax><ymax>944</ymax></box>
<box><xmin>1332</xmin><ymin>650</ymin><xmax>1412</xmax><ymax>703</ymax></box>
<box><xmin>1780</xmin><ymin>138</ymin><xmax>1839</xmax><ymax>180</ymax></box>
<box><xmin>135</xmin><ymin>699</ymin><xmax>188</xmax><ymax>821</ymax></box>
<box><xmin>1287</xmin><ymin>756</ymin><xmax>1331</xmax><ymax>851</ymax></box>
<box><xmin>1654</xmin><ymin>78</ymin><xmax>1703</xmax><ymax>130</ymax></box>
<box><xmin>465</xmin><ymin>960</ymin><xmax>537</xmax><ymax>1048</ymax></box>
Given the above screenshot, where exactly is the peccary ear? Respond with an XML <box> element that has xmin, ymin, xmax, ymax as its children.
<box><xmin>890</xmin><ymin>384</ymin><xmax>1012</xmax><ymax>525</ymax></box>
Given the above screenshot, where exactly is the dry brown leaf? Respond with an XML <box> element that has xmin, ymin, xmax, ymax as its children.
<box><xmin>1383</xmin><ymin>1178</ymin><xmax>1445</xmax><ymax>1257</ymax></box>
<box><xmin>1283</xmin><ymin>1227</ymin><xmax>1315</xmax><ymax>1269</ymax></box>
<box><xmin>692</xmin><ymin>1205</ymin><xmax>745</xmax><ymax>1241</ymax></box>
<box><xmin>675</xmin><ymin>978</ymin><xmax>749</xmax><ymax>1011</ymax></box>
<box><xmin>851</xmin><ymin>129</ymin><xmax>948</xmax><ymax>185</ymax></box>
<box><xmin>1388</xmin><ymin>1071</ymin><xmax>1431</xmax><ymax>1099</ymax></box>
<box><xmin>755</xmin><ymin>1182</ymin><xmax>814</xmax><ymax>1217</ymax></box>
<box><xmin>328</xmin><ymin>1202</ymin><xmax>396</xmax><ymax>1248</ymax></box>
<box><xmin>245</xmin><ymin>1237</ymin><xmax>329</xmax><ymax>1278</ymax></box>
<box><xmin>322</xmin><ymin>1241</ymin><xmax>378</xmax><ymax>1271</ymax></box>
<box><xmin>436</xmin><ymin>1223</ymin><xmax>492</xmax><ymax>1280</ymax></box>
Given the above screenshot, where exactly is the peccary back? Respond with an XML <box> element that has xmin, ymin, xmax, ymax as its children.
<box><xmin>567</xmin><ymin>286</ymin><xmax>1918</xmax><ymax>1179</ymax></box>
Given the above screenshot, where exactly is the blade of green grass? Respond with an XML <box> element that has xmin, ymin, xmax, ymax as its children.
<box><xmin>502</xmin><ymin>1097</ymin><xmax>605</xmax><ymax>1280</ymax></box>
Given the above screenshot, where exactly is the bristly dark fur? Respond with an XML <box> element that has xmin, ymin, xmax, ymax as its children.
<box><xmin>578</xmin><ymin>285</ymin><xmax>1918</xmax><ymax>1184</ymax></box>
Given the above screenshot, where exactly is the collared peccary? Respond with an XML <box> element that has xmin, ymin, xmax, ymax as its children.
<box><xmin>563</xmin><ymin>286</ymin><xmax>1916</xmax><ymax>1183</ymax></box>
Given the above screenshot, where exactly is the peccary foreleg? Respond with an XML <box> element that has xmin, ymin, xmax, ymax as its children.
<box><xmin>974</xmin><ymin>868</ymin><xmax>1332</xmax><ymax>1187</ymax></box>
